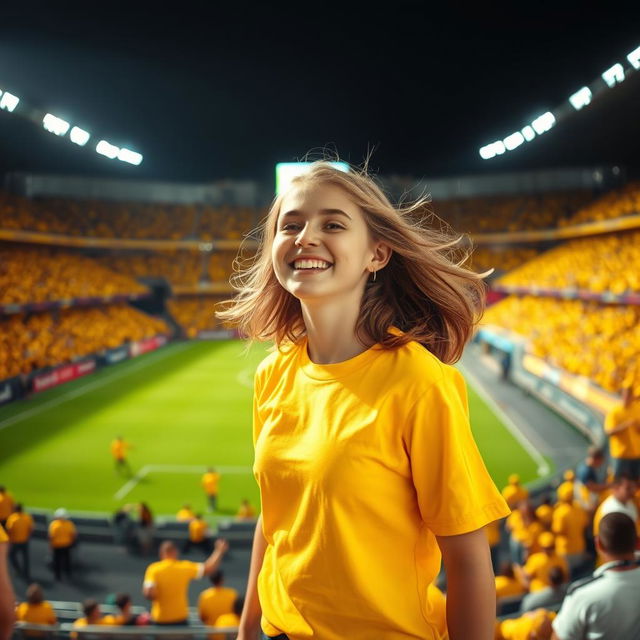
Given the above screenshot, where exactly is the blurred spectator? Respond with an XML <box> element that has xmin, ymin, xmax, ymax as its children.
<box><xmin>112</xmin><ymin>505</ymin><xmax>137</xmax><ymax>551</ymax></box>
<box><xmin>0</xmin><ymin>487</ymin><xmax>15</xmax><ymax>528</ymax></box>
<box><xmin>604</xmin><ymin>384</ymin><xmax>640</xmax><ymax>481</ymax></box>
<box><xmin>136</xmin><ymin>503</ymin><xmax>154</xmax><ymax>557</ymax></box>
<box><xmin>516</xmin><ymin>532</ymin><xmax>569</xmax><ymax>592</ymax></box>
<box><xmin>6</xmin><ymin>504</ymin><xmax>34</xmax><ymax>581</ymax></box>
<box><xmin>142</xmin><ymin>539</ymin><xmax>229</xmax><ymax>625</ymax></box>
<box><xmin>497</xmin><ymin>608</ymin><xmax>555</xmax><ymax>640</ymax></box>
<box><xmin>71</xmin><ymin>599</ymin><xmax>110</xmax><ymax>638</ymax></box>
<box><xmin>520</xmin><ymin>566</ymin><xmax>567</xmax><ymax>613</ymax></box>
<box><xmin>211</xmin><ymin>596</ymin><xmax>244</xmax><ymax>640</ymax></box>
<box><xmin>593</xmin><ymin>475</ymin><xmax>639</xmax><ymax>540</ymax></box>
<box><xmin>236</xmin><ymin>499</ymin><xmax>256</xmax><ymax>520</ymax></box>
<box><xmin>198</xmin><ymin>570</ymin><xmax>238</xmax><ymax>629</ymax></box>
<box><xmin>184</xmin><ymin>514</ymin><xmax>211</xmax><ymax>555</ymax></box>
<box><xmin>502</xmin><ymin>474</ymin><xmax>529</xmax><ymax>510</ymax></box>
<box><xmin>176</xmin><ymin>505</ymin><xmax>196</xmax><ymax>522</ymax></box>
<box><xmin>552</xmin><ymin>485</ymin><xmax>589</xmax><ymax>576</ymax></box>
<box><xmin>202</xmin><ymin>468</ymin><xmax>221</xmax><ymax>513</ymax></box>
<box><xmin>48</xmin><ymin>508</ymin><xmax>76</xmax><ymax>581</ymax></box>
<box><xmin>495</xmin><ymin>563</ymin><xmax>526</xmax><ymax>600</ymax></box>
<box><xmin>0</xmin><ymin>524</ymin><xmax>16</xmax><ymax>640</ymax></box>
<box><xmin>15</xmin><ymin>583</ymin><xmax>57</xmax><ymax>636</ymax></box>
<box><xmin>507</xmin><ymin>500</ymin><xmax>543</xmax><ymax>564</ymax></box>
<box><xmin>102</xmin><ymin>593</ymin><xmax>142</xmax><ymax>626</ymax></box>
<box><xmin>551</xmin><ymin>512</ymin><xmax>640</xmax><ymax>640</ymax></box>
<box><xmin>574</xmin><ymin>447</ymin><xmax>608</xmax><ymax>514</ymax></box>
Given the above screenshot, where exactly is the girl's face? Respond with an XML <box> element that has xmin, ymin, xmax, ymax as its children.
<box><xmin>272</xmin><ymin>182</ymin><xmax>385</xmax><ymax>307</ymax></box>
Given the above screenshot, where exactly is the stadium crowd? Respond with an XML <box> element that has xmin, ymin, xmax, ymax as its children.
<box><xmin>167</xmin><ymin>297</ymin><xmax>227</xmax><ymax>338</ymax></box>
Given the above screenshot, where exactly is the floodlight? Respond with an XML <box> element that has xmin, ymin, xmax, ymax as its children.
<box><xmin>118</xmin><ymin>148</ymin><xmax>143</xmax><ymax>165</ymax></box>
<box><xmin>504</xmin><ymin>131</ymin><xmax>525</xmax><ymax>151</ymax></box>
<box><xmin>96</xmin><ymin>140</ymin><xmax>119</xmax><ymax>159</ymax></box>
<box><xmin>493</xmin><ymin>141</ymin><xmax>506</xmax><ymax>155</ymax></box>
<box><xmin>521</xmin><ymin>125</ymin><xmax>536</xmax><ymax>142</ymax></box>
<box><xmin>479</xmin><ymin>144</ymin><xmax>496</xmax><ymax>160</ymax></box>
<box><xmin>627</xmin><ymin>45</ymin><xmax>640</xmax><ymax>70</ymax></box>
<box><xmin>0</xmin><ymin>92</ymin><xmax>19</xmax><ymax>112</ymax></box>
<box><xmin>568</xmin><ymin>87</ymin><xmax>592</xmax><ymax>110</ymax></box>
<box><xmin>531</xmin><ymin>112</ymin><xmax>555</xmax><ymax>135</ymax></box>
<box><xmin>70</xmin><ymin>126</ymin><xmax>90</xmax><ymax>146</ymax></box>
<box><xmin>275</xmin><ymin>161</ymin><xmax>349</xmax><ymax>195</ymax></box>
<box><xmin>43</xmin><ymin>113</ymin><xmax>70</xmax><ymax>136</ymax></box>
<box><xmin>602</xmin><ymin>63</ymin><xmax>625</xmax><ymax>88</ymax></box>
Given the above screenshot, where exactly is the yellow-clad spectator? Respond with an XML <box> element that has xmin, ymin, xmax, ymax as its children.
<box><xmin>176</xmin><ymin>505</ymin><xmax>196</xmax><ymax>522</ymax></box>
<box><xmin>202</xmin><ymin>468</ymin><xmax>221</xmax><ymax>512</ymax></box>
<box><xmin>143</xmin><ymin>540</ymin><xmax>228</xmax><ymax>625</ymax></box>
<box><xmin>15</xmin><ymin>583</ymin><xmax>57</xmax><ymax>637</ymax></box>
<box><xmin>502</xmin><ymin>474</ymin><xmax>528</xmax><ymax>509</ymax></box>
<box><xmin>48</xmin><ymin>508</ymin><xmax>77</xmax><ymax>582</ymax></box>
<box><xmin>517</xmin><ymin>532</ymin><xmax>569</xmax><ymax>592</ymax></box>
<box><xmin>556</xmin><ymin>470</ymin><xmax>574</xmax><ymax>500</ymax></box>
<box><xmin>102</xmin><ymin>593</ymin><xmax>141</xmax><ymax>626</ymax></box>
<box><xmin>71</xmin><ymin>599</ymin><xmax>111</xmax><ymax>639</ymax></box>
<box><xmin>185</xmin><ymin>514</ymin><xmax>211</xmax><ymax>555</ymax></box>
<box><xmin>495</xmin><ymin>563</ymin><xmax>526</xmax><ymax>600</ymax></box>
<box><xmin>0</xmin><ymin>487</ymin><xmax>15</xmax><ymax>527</ymax></box>
<box><xmin>198</xmin><ymin>570</ymin><xmax>238</xmax><ymax>630</ymax></box>
<box><xmin>6</xmin><ymin>504</ymin><xmax>34</xmax><ymax>580</ymax></box>
<box><xmin>0</xmin><ymin>523</ymin><xmax>16</xmax><ymax>640</ymax></box>
<box><xmin>211</xmin><ymin>596</ymin><xmax>244</xmax><ymax>640</ymax></box>
<box><xmin>236</xmin><ymin>499</ymin><xmax>256</xmax><ymax>520</ymax></box>
<box><xmin>508</xmin><ymin>501</ymin><xmax>542</xmax><ymax>564</ymax></box>
<box><xmin>535</xmin><ymin>503</ymin><xmax>553</xmax><ymax>529</ymax></box>
<box><xmin>496</xmin><ymin>608</ymin><xmax>555</xmax><ymax>640</ymax></box>
<box><xmin>551</xmin><ymin>485</ymin><xmax>588</xmax><ymax>576</ymax></box>
<box><xmin>604</xmin><ymin>384</ymin><xmax>640</xmax><ymax>481</ymax></box>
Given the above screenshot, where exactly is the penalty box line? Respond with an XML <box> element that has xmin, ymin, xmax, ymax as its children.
<box><xmin>113</xmin><ymin>464</ymin><xmax>253</xmax><ymax>500</ymax></box>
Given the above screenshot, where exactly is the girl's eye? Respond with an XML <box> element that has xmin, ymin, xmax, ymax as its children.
<box><xmin>325</xmin><ymin>222</ymin><xmax>345</xmax><ymax>230</ymax></box>
<box><xmin>280</xmin><ymin>223</ymin><xmax>301</xmax><ymax>231</ymax></box>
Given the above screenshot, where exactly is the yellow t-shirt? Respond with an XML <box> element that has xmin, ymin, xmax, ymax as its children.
<box><xmin>211</xmin><ymin>613</ymin><xmax>240</xmax><ymax>640</ymax></box>
<box><xmin>189</xmin><ymin>518</ymin><xmax>208</xmax><ymax>542</ymax></box>
<box><xmin>604</xmin><ymin>402</ymin><xmax>640</xmax><ymax>458</ymax></box>
<box><xmin>202</xmin><ymin>472</ymin><xmax>220</xmax><ymax>496</ymax></box>
<box><xmin>6</xmin><ymin>512</ymin><xmax>34</xmax><ymax>543</ymax></box>
<box><xmin>495</xmin><ymin>575</ymin><xmax>525</xmax><ymax>599</ymax></box>
<box><xmin>198</xmin><ymin>586</ymin><xmax>239</xmax><ymax>625</ymax></box>
<box><xmin>15</xmin><ymin>601</ymin><xmax>57</xmax><ymax>625</ymax></box>
<box><xmin>176</xmin><ymin>508</ymin><xmax>195</xmax><ymax>522</ymax></box>
<box><xmin>499</xmin><ymin>610</ymin><xmax>556</xmax><ymax>640</ymax></box>
<box><xmin>0</xmin><ymin>524</ymin><xmax>8</xmax><ymax>543</ymax></box>
<box><xmin>237</xmin><ymin>504</ymin><xmax>256</xmax><ymax>519</ymax></box>
<box><xmin>48</xmin><ymin>519</ymin><xmax>76</xmax><ymax>548</ymax></box>
<box><xmin>0</xmin><ymin>492</ymin><xmax>15</xmax><ymax>520</ymax></box>
<box><xmin>523</xmin><ymin>551</ymin><xmax>569</xmax><ymax>592</ymax></box>
<box><xmin>552</xmin><ymin>502</ymin><xmax>587</xmax><ymax>555</ymax></box>
<box><xmin>110</xmin><ymin>439</ymin><xmax>129</xmax><ymax>461</ymax></box>
<box><xmin>143</xmin><ymin>558</ymin><xmax>203</xmax><ymax>623</ymax></box>
<box><xmin>501</xmin><ymin>484</ymin><xmax>528</xmax><ymax>509</ymax></box>
<box><xmin>253</xmin><ymin>331</ymin><xmax>511</xmax><ymax>639</ymax></box>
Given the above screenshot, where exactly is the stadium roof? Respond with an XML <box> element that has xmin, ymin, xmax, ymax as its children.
<box><xmin>0</xmin><ymin>2</ymin><xmax>639</xmax><ymax>183</ymax></box>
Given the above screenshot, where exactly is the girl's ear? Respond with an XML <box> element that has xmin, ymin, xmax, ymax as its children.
<box><xmin>370</xmin><ymin>241</ymin><xmax>392</xmax><ymax>271</ymax></box>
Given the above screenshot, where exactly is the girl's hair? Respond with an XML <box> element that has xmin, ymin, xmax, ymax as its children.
<box><xmin>216</xmin><ymin>161</ymin><xmax>487</xmax><ymax>364</ymax></box>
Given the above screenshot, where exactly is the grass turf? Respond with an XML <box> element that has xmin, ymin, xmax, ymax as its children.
<box><xmin>0</xmin><ymin>340</ymin><xmax>547</xmax><ymax>517</ymax></box>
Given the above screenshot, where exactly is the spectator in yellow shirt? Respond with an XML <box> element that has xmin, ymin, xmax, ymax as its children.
<box><xmin>497</xmin><ymin>608</ymin><xmax>555</xmax><ymax>640</ymax></box>
<box><xmin>15</xmin><ymin>583</ymin><xmax>57</xmax><ymax>637</ymax></box>
<box><xmin>48</xmin><ymin>508</ymin><xmax>77</xmax><ymax>581</ymax></box>
<box><xmin>236</xmin><ymin>499</ymin><xmax>256</xmax><ymax>520</ymax></box>
<box><xmin>102</xmin><ymin>593</ymin><xmax>142</xmax><ymax>626</ymax></box>
<box><xmin>516</xmin><ymin>532</ymin><xmax>569</xmax><ymax>592</ymax></box>
<box><xmin>176</xmin><ymin>504</ymin><xmax>196</xmax><ymax>522</ymax></box>
<box><xmin>0</xmin><ymin>524</ymin><xmax>16</xmax><ymax>640</ymax></box>
<box><xmin>142</xmin><ymin>539</ymin><xmax>229</xmax><ymax>625</ymax></box>
<box><xmin>185</xmin><ymin>514</ymin><xmax>211</xmax><ymax>555</ymax></box>
<box><xmin>502</xmin><ymin>474</ymin><xmax>529</xmax><ymax>509</ymax></box>
<box><xmin>110</xmin><ymin>436</ymin><xmax>133</xmax><ymax>477</ymax></box>
<box><xmin>211</xmin><ymin>596</ymin><xmax>244</xmax><ymax>640</ymax></box>
<box><xmin>604</xmin><ymin>385</ymin><xmax>640</xmax><ymax>481</ymax></box>
<box><xmin>551</xmin><ymin>484</ymin><xmax>588</xmax><ymax>577</ymax></box>
<box><xmin>198</xmin><ymin>570</ymin><xmax>238</xmax><ymax>628</ymax></box>
<box><xmin>202</xmin><ymin>468</ymin><xmax>221</xmax><ymax>512</ymax></box>
<box><xmin>71</xmin><ymin>599</ymin><xmax>110</xmax><ymax>639</ymax></box>
<box><xmin>495</xmin><ymin>563</ymin><xmax>526</xmax><ymax>600</ymax></box>
<box><xmin>0</xmin><ymin>487</ymin><xmax>15</xmax><ymax>528</ymax></box>
<box><xmin>6</xmin><ymin>504</ymin><xmax>34</xmax><ymax>581</ymax></box>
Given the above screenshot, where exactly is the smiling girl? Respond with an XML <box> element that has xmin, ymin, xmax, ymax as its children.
<box><xmin>217</xmin><ymin>162</ymin><xmax>510</xmax><ymax>640</ymax></box>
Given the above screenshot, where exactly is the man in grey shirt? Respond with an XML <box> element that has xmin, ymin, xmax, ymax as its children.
<box><xmin>552</xmin><ymin>512</ymin><xmax>640</xmax><ymax>640</ymax></box>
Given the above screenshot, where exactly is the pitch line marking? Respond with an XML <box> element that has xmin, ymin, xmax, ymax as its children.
<box><xmin>0</xmin><ymin>342</ymin><xmax>193</xmax><ymax>432</ymax></box>
<box><xmin>113</xmin><ymin>464</ymin><xmax>253</xmax><ymax>500</ymax></box>
<box><xmin>458</xmin><ymin>363</ymin><xmax>551</xmax><ymax>477</ymax></box>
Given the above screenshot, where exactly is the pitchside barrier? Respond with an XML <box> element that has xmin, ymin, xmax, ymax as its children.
<box><xmin>13</xmin><ymin>623</ymin><xmax>239</xmax><ymax>639</ymax></box>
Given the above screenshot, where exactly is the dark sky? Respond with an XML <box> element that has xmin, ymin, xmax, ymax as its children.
<box><xmin>0</xmin><ymin>1</ymin><xmax>638</xmax><ymax>184</ymax></box>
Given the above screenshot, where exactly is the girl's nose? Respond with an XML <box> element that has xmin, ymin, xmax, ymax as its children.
<box><xmin>294</xmin><ymin>223</ymin><xmax>319</xmax><ymax>247</ymax></box>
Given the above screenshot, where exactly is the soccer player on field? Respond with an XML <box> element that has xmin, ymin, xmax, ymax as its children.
<box><xmin>111</xmin><ymin>436</ymin><xmax>133</xmax><ymax>476</ymax></box>
<box><xmin>218</xmin><ymin>161</ymin><xmax>510</xmax><ymax>640</ymax></box>
<box><xmin>201</xmin><ymin>468</ymin><xmax>221</xmax><ymax>512</ymax></box>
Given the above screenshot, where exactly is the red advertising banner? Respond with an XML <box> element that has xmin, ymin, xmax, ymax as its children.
<box><xmin>33</xmin><ymin>359</ymin><xmax>96</xmax><ymax>393</ymax></box>
<box><xmin>130</xmin><ymin>335</ymin><xmax>168</xmax><ymax>358</ymax></box>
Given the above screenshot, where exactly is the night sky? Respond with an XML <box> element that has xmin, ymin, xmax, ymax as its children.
<box><xmin>0</xmin><ymin>2</ymin><xmax>638</xmax><ymax>184</ymax></box>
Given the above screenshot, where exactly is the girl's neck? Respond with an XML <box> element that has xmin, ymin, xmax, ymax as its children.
<box><xmin>301</xmin><ymin>298</ymin><xmax>373</xmax><ymax>364</ymax></box>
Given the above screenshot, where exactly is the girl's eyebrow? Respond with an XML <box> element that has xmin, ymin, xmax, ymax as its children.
<box><xmin>281</xmin><ymin>208</ymin><xmax>352</xmax><ymax>220</ymax></box>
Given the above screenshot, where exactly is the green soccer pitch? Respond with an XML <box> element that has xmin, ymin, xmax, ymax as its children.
<box><xmin>0</xmin><ymin>340</ymin><xmax>551</xmax><ymax>517</ymax></box>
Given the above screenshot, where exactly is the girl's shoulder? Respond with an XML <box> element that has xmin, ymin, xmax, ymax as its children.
<box><xmin>254</xmin><ymin>340</ymin><xmax>301</xmax><ymax>379</ymax></box>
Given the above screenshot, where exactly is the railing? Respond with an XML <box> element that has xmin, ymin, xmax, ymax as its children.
<box><xmin>13</xmin><ymin>623</ymin><xmax>238</xmax><ymax>639</ymax></box>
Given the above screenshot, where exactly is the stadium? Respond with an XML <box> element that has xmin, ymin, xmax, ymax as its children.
<box><xmin>1</xmin><ymin>5</ymin><xmax>640</xmax><ymax>640</ymax></box>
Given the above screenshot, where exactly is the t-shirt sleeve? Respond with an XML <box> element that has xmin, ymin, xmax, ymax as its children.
<box><xmin>0</xmin><ymin>524</ymin><xmax>8</xmax><ymax>543</ymax></box>
<box><xmin>190</xmin><ymin>561</ymin><xmax>204</xmax><ymax>580</ymax></box>
<box><xmin>143</xmin><ymin>564</ymin><xmax>156</xmax><ymax>587</ymax></box>
<box><xmin>404</xmin><ymin>368</ymin><xmax>510</xmax><ymax>536</ymax></box>
<box><xmin>552</xmin><ymin>594</ymin><xmax>585</xmax><ymax>640</ymax></box>
<box><xmin>604</xmin><ymin>407</ymin><xmax>621</xmax><ymax>434</ymax></box>
<box><xmin>252</xmin><ymin>368</ymin><xmax>264</xmax><ymax>448</ymax></box>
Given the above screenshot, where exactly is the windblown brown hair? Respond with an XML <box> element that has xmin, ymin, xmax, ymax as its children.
<box><xmin>215</xmin><ymin>161</ymin><xmax>487</xmax><ymax>364</ymax></box>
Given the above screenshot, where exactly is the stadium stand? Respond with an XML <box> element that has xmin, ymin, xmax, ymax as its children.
<box><xmin>558</xmin><ymin>181</ymin><xmax>640</xmax><ymax>227</ymax></box>
<box><xmin>167</xmin><ymin>297</ymin><xmax>227</xmax><ymax>338</ymax></box>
